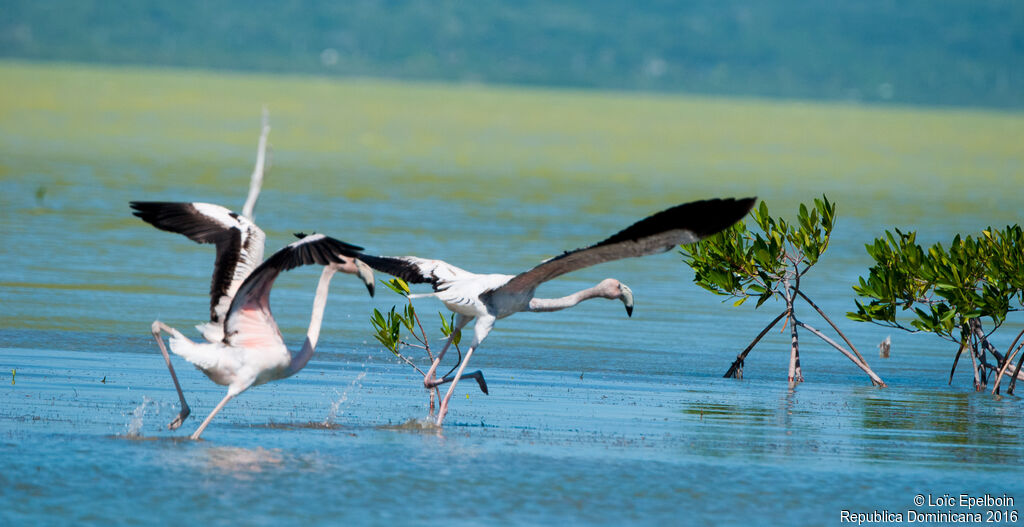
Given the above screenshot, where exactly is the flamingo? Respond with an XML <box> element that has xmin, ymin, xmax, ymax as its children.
<box><xmin>131</xmin><ymin>201</ymin><xmax>376</xmax><ymax>431</ymax></box>
<box><xmin>356</xmin><ymin>197</ymin><xmax>757</xmax><ymax>425</ymax></box>
<box><xmin>128</xmin><ymin>108</ymin><xmax>374</xmax><ymax>343</ymax></box>
<box><xmin>131</xmin><ymin>201</ymin><xmax>375</xmax><ymax>343</ymax></box>
<box><xmin>146</xmin><ymin>233</ymin><xmax>368</xmax><ymax>440</ymax></box>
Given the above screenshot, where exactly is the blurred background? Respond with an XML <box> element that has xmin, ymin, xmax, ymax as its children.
<box><xmin>2</xmin><ymin>2</ymin><xmax>1023</xmax><ymax>525</ymax></box>
<box><xmin>3</xmin><ymin>1</ymin><xmax>1022</xmax><ymax>107</ymax></box>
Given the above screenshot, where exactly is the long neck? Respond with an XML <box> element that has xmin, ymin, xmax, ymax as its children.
<box><xmin>287</xmin><ymin>266</ymin><xmax>337</xmax><ymax>377</ymax></box>
<box><xmin>528</xmin><ymin>284</ymin><xmax>607</xmax><ymax>313</ymax></box>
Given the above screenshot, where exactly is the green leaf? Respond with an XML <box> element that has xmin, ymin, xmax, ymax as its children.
<box><xmin>381</xmin><ymin>279</ymin><xmax>408</xmax><ymax>296</ymax></box>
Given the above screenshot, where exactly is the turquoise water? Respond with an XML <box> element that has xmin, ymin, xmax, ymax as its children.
<box><xmin>2</xmin><ymin>66</ymin><xmax>1024</xmax><ymax>525</ymax></box>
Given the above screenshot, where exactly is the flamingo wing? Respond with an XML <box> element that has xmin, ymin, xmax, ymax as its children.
<box><xmin>495</xmin><ymin>197</ymin><xmax>756</xmax><ymax>294</ymax></box>
<box><xmin>355</xmin><ymin>254</ymin><xmax>471</xmax><ymax>292</ymax></box>
<box><xmin>130</xmin><ymin>201</ymin><xmax>267</xmax><ymax>326</ymax></box>
<box><xmin>223</xmin><ymin>233</ymin><xmax>363</xmax><ymax>348</ymax></box>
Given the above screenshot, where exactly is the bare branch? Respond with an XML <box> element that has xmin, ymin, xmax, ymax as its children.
<box><xmin>990</xmin><ymin>334</ymin><xmax>1024</xmax><ymax>394</ymax></box>
<box><xmin>796</xmin><ymin>321</ymin><xmax>886</xmax><ymax>387</ymax></box>
<box><xmin>949</xmin><ymin>338</ymin><xmax>968</xmax><ymax>385</ymax></box>
<box><xmin>797</xmin><ymin>290</ymin><xmax>869</xmax><ymax>367</ymax></box>
<box><xmin>724</xmin><ymin>310</ymin><xmax>787</xmax><ymax>379</ymax></box>
<box><xmin>787</xmin><ymin>310</ymin><xmax>803</xmax><ymax>386</ymax></box>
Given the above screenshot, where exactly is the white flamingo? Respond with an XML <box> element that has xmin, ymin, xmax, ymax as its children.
<box><xmin>147</xmin><ymin>233</ymin><xmax>367</xmax><ymax>440</ymax></box>
<box><xmin>131</xmin><ymin>202</ymin><xmax>376</xmax><ymax>432</ymax></box>
<box><xmin>357</xmin><ymin>197</ymin><xmax>757</xmax><ymax>425</ymax></box>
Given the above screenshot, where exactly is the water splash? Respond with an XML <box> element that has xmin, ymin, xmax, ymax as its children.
<box><xmin>123</xmin><ymin>396</ymin><xmax>158</xmax><ymax>437</ymax></box>
<box><xmin>323</xmin><ymin>370</ymin><xmax>367</xmax><ymax>425</ymax></box>
<box><xmin>378</xmin><ymin>417</ymin><xmax>442</xmax><ymax>433</ymax></box>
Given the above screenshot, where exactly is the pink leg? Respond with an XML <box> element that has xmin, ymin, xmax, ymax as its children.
<box><xmin>436</xmin><ymin>315</ymin><xmax>494</xmax><ymax>425</ymax></box>
<box><xmin>436</xmin><ymin>346</ymin><xmax>477</xmax><ymax>425</ymax></box>
<box><xmin>151</xmin><ymin>321</ymin><xmax>191</xmax><ymax>430</ymax></box>
<box><xmin>423</xmin><ymin>314</ymin><xmax>472</xmax><ymax>389</ymax></box>
<box><xmin>190</xmin><ymin>392</ymin><xmax>235</xmax><ymax>440</ymax></box>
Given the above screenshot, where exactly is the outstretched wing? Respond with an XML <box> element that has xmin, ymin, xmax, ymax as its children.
<box><xmin>223</xmin><ymin>234</ymin><xmax>363</xmax><ymax>348</ymax></box>
<box><xmin>355</xmin><ymin>254</ymin><xmax>472</xmax><ymax>291</ymax></box>
<box><xmin>495</xmin><ymin>197</ymin><xmax>756</xmax><ymax>294</ymax></box>
<box><xmin>130</xmin><ymin>201</ymin><xmax>267</xmax><ymax>326</ymax></box>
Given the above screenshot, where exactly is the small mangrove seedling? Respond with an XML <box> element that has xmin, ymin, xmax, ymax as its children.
<box><xmin>370</xmin><ymin>278</ymin><xmax>487</xmax><ymax>414</ymax></box>
<box><xmin>682</xmin><ymin>196</ymin><xmax>885</xmax><ymax>387</ymax></box>
<box><xmin>848</xmin><ymin>225</ymin><xmax>1024</xmax><ymax>393</ymax></box>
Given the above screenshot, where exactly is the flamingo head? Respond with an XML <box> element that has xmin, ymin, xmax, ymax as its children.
<box><xmin>327</xmin><ymin>257</ymin><xmax>376</xmax><ymax>297</ymax></box>
<box><xmin>599</xmin><ymin>278</ymin><xmax>634</xmax><ymax>317</ymax></box>
<box><xmin>354</xmin><ymin>258</ymin><xmax>375</xmax><ymax>297</ymax></box>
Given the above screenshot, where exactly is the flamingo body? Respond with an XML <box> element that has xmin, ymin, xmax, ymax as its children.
<box><xmin>357</xmin><ymin>197</ymin><xmax>757</xmax><ymax>424</ymax></box>
<box><xmin>144</xmin><ymin>233</ymin><xmax>367</xmax><ymax>439</ymax></box>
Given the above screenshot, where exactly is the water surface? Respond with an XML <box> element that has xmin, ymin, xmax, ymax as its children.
<box><xmin>2</xmin><ymin>63</ymin><xmax>1023</xmax><ymax>525</ymax></box>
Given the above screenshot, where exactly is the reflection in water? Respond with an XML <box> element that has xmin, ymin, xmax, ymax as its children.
<box><xmin>202</xmin><ymin>446</ymin><xmax>284</xmax><ymax>478</ymax></box>
<box><xmin>378</xmin><ymin>417</ymin><xmax>443</xmax><ymax>434</ymax></box>
<box><xmin>253</xmin><ymin>421</ymin><xmax>349</xmax><ymax>431</ymax></box>
<box><xmin>853</xmin><ymin>391</ymin><xmax>1024</xmax><ymax>465</ymax></box>
<box><xmin>677</xmin><ymin>383</ymin><xmax>1024</xmax><ymax>466</ymax></box>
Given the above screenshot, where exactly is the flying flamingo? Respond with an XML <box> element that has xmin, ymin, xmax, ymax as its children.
<box><xmin>147</xmin><ymin>233</ymin><xmax>368</xmax><ymax>440</ymax></box>
<box><xmin>131</xmin><ymin>202</ymin><xmax>377</xmax><ymax>432</ymax></box>
<box><xmin>356</xmin><ymin>197</ymin><xmax>757</xmax><ymax>425</ymax></box>
<box><xmin>131</xmin><ymin>201</ymin><xmax>376</xmax><ymax>342</ymax></box>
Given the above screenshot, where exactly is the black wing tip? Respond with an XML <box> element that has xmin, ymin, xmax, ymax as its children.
<box><xmin>321</xmin><ymin>235</ymin><xmax>364</xmax><ymax>254</ymax></box>
<box><xmin>129</xmin><ymin>200</ymin><xmax>156</xmax><ymax>215</ymax></box>
<box><xmin>595</xmin><ymin>196</ymin><xmax>758</xmax><ymax>247</ymax></box>
<box><xmin>710</xmin><ymin>196</ymin><xmax>758</xmax><ymax>230</ymax></box>
<box><xmin>737</xmin><ymin>196</ymin><xmax>758</xmax><ymax>214</ymax></box>
<box><xmin>355</xmin><ymin>254</ymin><xmax>436</xmax><ymax>286</ymax></box>
<box><xmin>129</xmin><ymin>200</ymin><xmax>177</xmax><ymax>210</ymax></box>
<box><xmin>668</xmin><ymin>196</ymin><xmax>758</xmax><ymax>237</ymax></box>
<box><xmin>129</xmin><ymin>200</ymin><xmax>192</xmax><ymax>219</ymax></box>
<box><xmin>709</xmin><ymin>195</ymin><xmax>758</xmax><ymax>219</ymax></box>
<box><xmin>129</xmin><ymin>200</ymin><xmax>170</xmax><ymax>220</ymax></box>
<box><xmin>336</xmin><ymin>239</ymin><xmax>364</xmax><ymax>253</ymax></box>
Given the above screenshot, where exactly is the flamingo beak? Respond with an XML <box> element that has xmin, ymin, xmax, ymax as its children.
<box><xmin>620</xmin><ymin>283</ymin><xmax>634</xmax><ymax>317</ymax></box>
<box><xmin>354</xmin><ymin>259</ymin><xmax>375</xmax><ymax>297</ymax></box>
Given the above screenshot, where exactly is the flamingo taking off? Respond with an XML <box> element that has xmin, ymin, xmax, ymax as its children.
<box><xmin>146</xmin><ymin>233</ymin><xmax>367</xmax><ymax>440</ymax></box>
<box><xmin>356</xmin><ymin>197</ymin><xmax>757</xmax><ymax>425</ymax></box>
<box><xmin>131</xmin><ymin>201</ymin><xmax>376</xmax><ymax>432</ymax></box>
<box><xmin>131</xmin><ymin>201</ymin><xmax>376</xmax><ymax>342</ymax></box>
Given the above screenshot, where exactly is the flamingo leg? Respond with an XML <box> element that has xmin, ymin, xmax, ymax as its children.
<box><xmin>436</xmin><ymin>316</ymin><xmax>494</xmax><ymax>425</ymax></box>
<box><xmin>190</xmin><ymin>392</ymin><xmax>235</xmax><ymax>440</ymax></box>
<box><xmin>150</xmin><ymin>321</ymin><xmax>191</xmax><ymax>430</ymax></box>
<box><xmin>438</xmin><ymin>370</ymin><xmax>489</xmax><ymax>394</ymax></box>
<box><xmin>423</xmin><ymin>313</ymin><xmax>473</xmax><ymax>389</ymax></box>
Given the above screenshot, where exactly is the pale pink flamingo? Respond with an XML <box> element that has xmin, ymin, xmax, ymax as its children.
<box><xmin>357</xmin><ymin>197</ymin><xmax>757</xmax><ymax>425</ymax></box>
<box><xmin>146</xmin><ymin>233</ymin><xmax>369</xmax><ymax>439</ymax></box>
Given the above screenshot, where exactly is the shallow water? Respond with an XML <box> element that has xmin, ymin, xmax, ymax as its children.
<box><xmin>2</xmin><ymin>63</ymin><xmax>1024</xmax><ymax>525</ymax></box>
